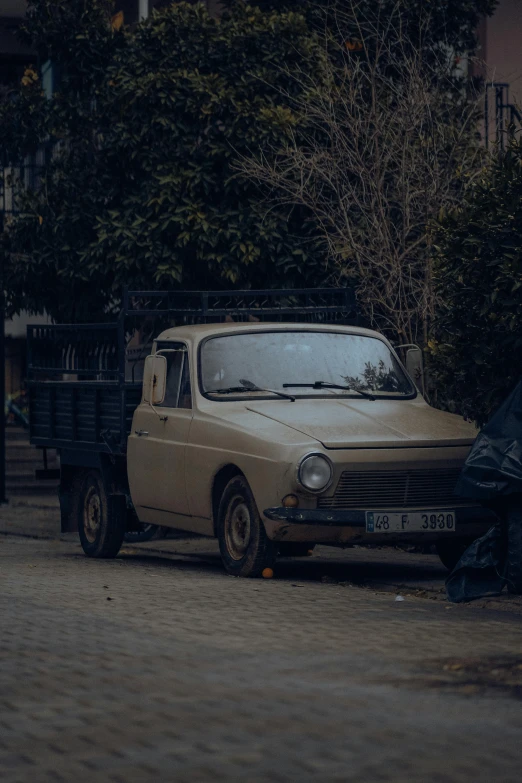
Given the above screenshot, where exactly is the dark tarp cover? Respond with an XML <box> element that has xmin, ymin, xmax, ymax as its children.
<box><xmin>447</xmin><ymin>380</ymin><xmax>522</xmax><ymax>602</ymax></box>
<box><xmin>445</xmin><ymin>524</ymin><xmax>505</xmax><ymax>603</ymax></box>
<box><xmin>455</xmin><ymin>380</ymin><xmax>522</xmax><ymax>500</ymax></box>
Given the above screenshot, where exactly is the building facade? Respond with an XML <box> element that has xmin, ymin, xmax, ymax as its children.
<box><xmin>480</xmin><ymin>0</ymin><xmax>522</xmax><ymax>104</ymax></box>
<box><xmin>474</xmin><ymin>0</ymin><xmax>522</xmax><ymax>146</ymax></box>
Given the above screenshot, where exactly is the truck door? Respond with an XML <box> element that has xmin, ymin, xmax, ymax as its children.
<box><xmin>128</xmin><ymin>342</ymin><xmax>193</xmax><ymax>519</ymax></box>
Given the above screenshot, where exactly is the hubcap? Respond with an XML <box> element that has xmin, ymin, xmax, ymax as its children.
<box><xmin>225</xmin><ymin>496</ymin><xmax>251</xmax><ymax>561</ymax></box>
<box><xmin>83</xmin><ymin>488</ymin><xmax>101</xmax><ymax>544</ymax></box>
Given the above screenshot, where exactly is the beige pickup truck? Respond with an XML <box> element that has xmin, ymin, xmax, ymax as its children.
<box><xmin>28</xmin><ymin>289</ymin><xmax>494</xmax><ymax>577</ymax></box>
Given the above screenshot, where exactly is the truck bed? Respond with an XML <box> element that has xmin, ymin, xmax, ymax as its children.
<box><xmin>27</xmin><ymin>321</ymin><xmax>142</xmax><ymax>455</ymax></box>
<box><xmin>29</xmin><ymin>381</ymin><xmax>142</xmax><ymax>454</ymax></box>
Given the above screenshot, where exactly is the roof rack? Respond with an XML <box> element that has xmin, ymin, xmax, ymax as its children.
<box><xmin>122</xmin><ymin>287</ymin><xmax>357</xmax><ymax>323</ymax></box>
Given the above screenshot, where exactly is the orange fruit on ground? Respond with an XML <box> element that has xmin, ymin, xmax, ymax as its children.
<box><xmin>262</xmin><ymin>568</ymin><xmax>274</xmax><ymax>579</ymax></box>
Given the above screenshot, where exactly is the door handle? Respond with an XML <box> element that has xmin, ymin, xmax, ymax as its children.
<box><xmin>134</xmin><ymin>430</ymin><xmax>149</xmax><ymax>437</ymax></box>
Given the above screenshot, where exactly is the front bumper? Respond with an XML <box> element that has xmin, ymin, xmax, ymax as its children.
<box><xmin>263</xmin><ymin>506</ymin><xmax>496</xmax><ymax>526</ymax></box>
<box><xmin>262</xmin><ymin>505</ymin><xmax>497</xmax><ymax>544</ymax></box>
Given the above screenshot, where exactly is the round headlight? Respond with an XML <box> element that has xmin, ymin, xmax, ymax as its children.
<box><xmin>298</xmin><ymin>454</ymin><xmax>333</xmax><ymax>493</ymax></box>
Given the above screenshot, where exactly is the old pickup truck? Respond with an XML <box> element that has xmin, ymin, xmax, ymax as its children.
<box><xmin>28</xmin><ymin>289</ymin><xmax>494</xmax><ymax>577</ymax></box>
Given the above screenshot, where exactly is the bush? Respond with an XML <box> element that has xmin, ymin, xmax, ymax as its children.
<box><xmin>2</xmin><ymin>1</ymin><xmax>327</xmax><ymax>322</ymax></box>
<box><xmin>430</xmin><ymin>136</ymin><xmax>522</xmax><ymax>426</ymax></box>
<box><xmin>227</xmin><ymin>1</ymin><xmax>498</xmax><ymax>58</ymax></box>
<box><xmin>238</xmin><ymin>0</ymin><xmax>488</xmax><ymax>347</ymax></box>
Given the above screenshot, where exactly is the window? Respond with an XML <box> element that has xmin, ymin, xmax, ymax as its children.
<box><xmin>201</xmin><ymin>331</ymin><xmax>414</xmax><ymax>399</ymax></box>
<box><xmin>156</xmin><ymin>342</ymin><xmax>192</xmax><ymax>409</ymax></box>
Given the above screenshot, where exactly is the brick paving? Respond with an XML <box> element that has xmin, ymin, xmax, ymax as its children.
<box><xmin>1</xmin><ymin>535</ymin><xmax>522</xmax><ymax>783</ymax></box>
<box><xmin>3</xmin><ymin>472</ymin><xmax>522</xmax><ymax>612</ymax></box>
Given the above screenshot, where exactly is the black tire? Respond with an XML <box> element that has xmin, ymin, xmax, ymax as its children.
<box><xmin>278</xmin><ymin>543</ymin><xmax>315</xmax><ymax>558</ymax></box>
<box><xmin>217</xmin><ymin>475</ymin><xmax>277</xmax><ymax>577</ymax></box>
<box><xmin>77</xmin><ymin>471</ymin><xmax>126</xmax><ymax>558</ymax></box>
<box><xmin>436</xmin><ymin>538</ymin><xmax>474</xmax><ymax>571</ymax></box>
<box><xmin>505</xmin><ymin>498</ymin><xmax>522</xmax><ymax>594</ymax></box>
<box><xmin>124</xmin><ymin>524</ymin><xmax>168</xmax><ymax>543</ymax></box>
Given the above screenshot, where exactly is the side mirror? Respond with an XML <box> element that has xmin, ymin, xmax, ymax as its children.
<box><xmin>405</xmin><ymin>347</ymin><xmax>423</xmax><ymax>384</ymax></box>
<box><xmin>396</xmin><ymin>344</ymin><xmax>425</xmax><ymax>397</ymax></box>
<box><xmin>143</xmin><ymin>354</ymin><xmax>167</xmax><ymax>405</ymax></box>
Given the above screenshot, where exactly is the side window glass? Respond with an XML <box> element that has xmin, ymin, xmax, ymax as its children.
<box><xmin>179</xmin><ymin>352</ymin><xmax>192</xmax><ymax>409</ymax></box>
<box><xmin>156</xmin><ymin>343</ymin><xmax>191</xmax><ymax>409</ymax></box>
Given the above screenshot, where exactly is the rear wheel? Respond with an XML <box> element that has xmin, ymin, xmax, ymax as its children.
<box><xmin>436</xmin><ymin>538</ymin><xmax>474</xmax><ymax>571</ymax></box>
<box><xmin>504</xmin><ymin>498</ymin><xmax>522</xmax><ymax>594</ymax></box>
<box><xmin>217</xmin><ymin>475</ymin><xmax>277</xmax><ymax>577</ymax></box>
<box><xmin>77</xmin><ymin>471</ymin><xmax>126</xmax><ymax>558</ymax></box>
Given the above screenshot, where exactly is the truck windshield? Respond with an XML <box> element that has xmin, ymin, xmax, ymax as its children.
<box><xmin>200</xmin><ymin>331</ymin><xmax>415</xmax><ymax>398</ymax></box>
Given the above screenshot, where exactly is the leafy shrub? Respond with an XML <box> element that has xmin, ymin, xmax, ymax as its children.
<box><xmin>228</xmin><ymin>0</ymin><xmax>498</xmax><ymax>58</ymax></box>
<box><xmin>2</xmin><ymin>1</ymin><xmax>327</xmax><ymax>322</ymax></box>
<box><xmin>430</xmin><ymin>136</ymin><xmax>522</xmax><ymax>425</ymax></box>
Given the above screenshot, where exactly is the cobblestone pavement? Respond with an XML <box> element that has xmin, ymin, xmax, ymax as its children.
<box><xmin>5</xmin><ymin>499</ymin><xmax>522</xmax><ymax>613</ymax></box>
<box><xmin>0</xmin><ymin>498</ymin><xmax>59</xmax><ymax>539</ymax></box>
<box><xmin>1</xmin><ymin>537</ymin><xmax>522</xmax><ymax>782</ymax></box>
<box><xmin>131</xmin><ymin>536</ymin><xmax>522</xmax><ymax>614</ymax></box>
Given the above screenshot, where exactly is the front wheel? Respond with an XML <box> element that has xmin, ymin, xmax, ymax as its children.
<box><xmin>77</xmin><ymin>471</ymin><xmax>126</xmax><ymax>558</ymax></box>
<box><xmin>217</xmin><ymin>475</ymin><xmax>277</xmax><ymax>577</ymax></box>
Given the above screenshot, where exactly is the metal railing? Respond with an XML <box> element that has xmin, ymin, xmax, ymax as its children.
<box><xmin>27</xmin><ymin>324</ymin><xmax>122</xmax><ymax>379</ymax></box>
<box><xmin>484</xmin><ymin>82</ymin><xmax>522</xmax><ymax>150</ymax></box>
<box><xmin>123</xmin><ymin>287</ymin><xmax>358</xmax><ymax>324</ymax></box>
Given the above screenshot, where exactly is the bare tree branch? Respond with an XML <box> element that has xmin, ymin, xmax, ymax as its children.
<box><xmin>237</xmin><ymin>1</ymin><xmax>486</xmax><ymax>349</ymax></box>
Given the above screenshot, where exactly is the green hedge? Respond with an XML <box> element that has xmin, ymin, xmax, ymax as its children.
<box><xmin>431</xmin><ymin>136</ymin><xmax>522</xmax><ymax>425</ymax></box>
<box><xmin>2</xmin><ymin>2</ymin><xmax>327</xmax><ymax>322</ymax></box>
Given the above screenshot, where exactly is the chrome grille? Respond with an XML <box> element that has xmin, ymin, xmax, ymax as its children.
<box><xmin>318</xmin><ymin>468</ymin><xmax>465</xmax><ymax>509</ymax></box>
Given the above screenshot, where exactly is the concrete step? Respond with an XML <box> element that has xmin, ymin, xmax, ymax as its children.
<box><xmin>6</xmin><ymin>446</ymin><xmax>55</xmax><ymax>459</ymax></box>
<box><xmin>6</xmin><ymin>438</ymin><xmax>59</xmax><ymax>475</ymax></box>
<box><xmin>6</xmin><ymin>450</ymin><xmax>47</xmax><ymax>463</ymax></box>
<box><xmin>7</xmin><ymin>494</ymin><xmax>60</xmax><ymax>509</ymax></box>
<box><xmin>6</xmin><ymin>462</ymin><xmax>59</xmax><ymax>474</ymax></box>
<box><xmin>6</xmin><ymin>483</ymin><xmax>60</xmax><ymax>497</ymax></box>
<box><xmin>6</xmin><ymin>470</ymin><xmax>59</xmax><ymax>481</ymax></box>
<box><xmin>6</xmin><ymin>455</ymin><xmax>59</xmax><ymax>469</ymax></box>
<box><xmin>6</xmin><ymin>440</ymin><xmax>56</xmax><ymax>451</ymax></box>
<box><xmin>5</xmin><ymin>427</ymin><xmax>30</xmax><ymax>442</ymax></box>
<box><xmin>6</xmin><ymin>429</ymin><xmax>58</xmax><ymax>457</ymax></box>
<box><xmin>6</xmin><ymin>452</ymin><xmax>59</xmax><ymax>464</ymax></box>
<box><xmin>6</xmin><ymin>440</ymin><xmax>36</xmax><ymax>450</ymax></box>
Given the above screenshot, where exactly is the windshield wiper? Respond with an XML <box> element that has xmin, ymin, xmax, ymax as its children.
<box><xmin>206</xmin><ymin>379</ymin><xmax>295</xmax><ymax>402</ymax></box>
<box><xmin>282</xmin><ymin>381</ymin><xmax>376</xmax><ymax>401</ymax></box>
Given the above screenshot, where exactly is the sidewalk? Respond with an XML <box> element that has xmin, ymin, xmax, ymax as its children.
<box><xmin>0</xmin><ymin>494</ymin><xmax>59</xmax><ymax>539</ymax></box>
<box><xmin>3</xmin><ymin>495</ymin><xmax>522</xmax><ymax>613</ymax></box>
<box><xmin>3</xmin><ymin>534</ymin><xmax>522</xmax><ymax>783</ymax></box>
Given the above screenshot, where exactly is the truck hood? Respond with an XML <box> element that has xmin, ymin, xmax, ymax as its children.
<box><xmin>245</xmin><ymin>398</ymin><xmax>478</xmax><ymax>449</ymax></box>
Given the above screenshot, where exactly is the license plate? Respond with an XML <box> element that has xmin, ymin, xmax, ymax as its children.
<box><xmin>366</xmin><ymin>510</ymin><xmax>456</xmax><ymax>533</ymax></box>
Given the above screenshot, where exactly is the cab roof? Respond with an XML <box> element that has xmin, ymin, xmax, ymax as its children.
<box><xmin>155</xmin><ymin>321</ymin><xmax>384</xmax><ymax>344</ymax></box>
